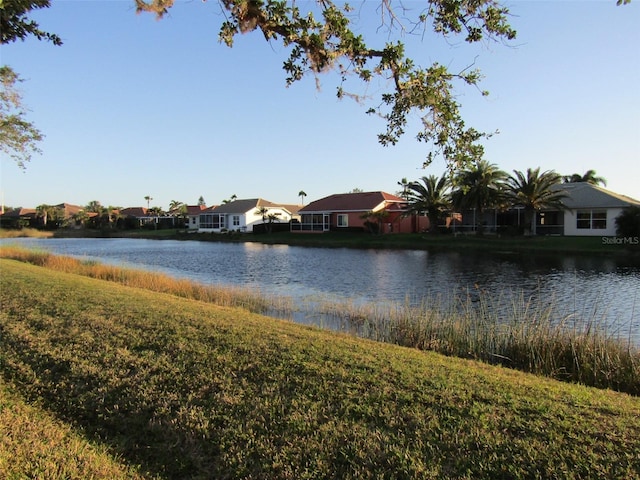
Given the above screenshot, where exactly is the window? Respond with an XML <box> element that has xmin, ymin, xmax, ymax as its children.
<box><xmin>199</xmin><ymin>214</ymin><xmax>226</xmax><ymax>229</ymax></box>
<box><xmin>232</xmin><ymin>215</ymin><xmax>240</xmax><ymax>227</ymax></box>
<box><xmin>577</xmin><ymin>210</ymin><xmax>606</xmax><ymax>230</ymax></box>
<box><xmin>337</xmin><ymin>214</ymin><xmax>348</xmax><ymax>227</ymax></box>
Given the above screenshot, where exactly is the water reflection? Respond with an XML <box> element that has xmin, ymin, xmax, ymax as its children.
<box><xmin>3</xmin><ymin>237</ymin><xmax>639</xmax><ymax>343</ymax></box>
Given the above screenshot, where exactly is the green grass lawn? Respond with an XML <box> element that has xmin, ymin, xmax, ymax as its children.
<box><xmin>1</xmin><ymin>258</ymin><xmax>639</xmax><ymax>479</ymax></box>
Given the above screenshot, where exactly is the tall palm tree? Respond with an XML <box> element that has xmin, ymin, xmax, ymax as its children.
<box><xmin>405</xmin><ymin>174</ymin><xmax>451</xmax><ymax>233</ymax></box>
<box><xmin>506</xmin><ymin>168</ymin><xmax>567</xmax><ymax>235</ymax></box>
<box><xmin>298</xmin><ymin>190</ymin><xmax>307</xmax><ymax>205</ymax></box>
<box><xmin>144</xmin><ymin>195</ymin><xmax>153</xmax><ymax>210</ymax></box>
<box><xmin>563</xmin><ymin>169</ymin><xmax>607</xmax><ymax>187</ymax></box>
<box><xmin>451</xmin><ymin>160</ymin><xmax>507</xmax><ymax>235</ymax></box>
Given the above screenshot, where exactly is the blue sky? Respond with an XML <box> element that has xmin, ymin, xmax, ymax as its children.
<box><xmin>1</xmin><ymin>0</ymin><xmax>638</xmax><ymax>210</ymax></box>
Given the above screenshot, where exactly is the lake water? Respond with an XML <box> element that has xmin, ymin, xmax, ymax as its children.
<box><xmin>3</xmin><ymin>237</ymin><xmax>640</xmax><ymax>344</ymax></box>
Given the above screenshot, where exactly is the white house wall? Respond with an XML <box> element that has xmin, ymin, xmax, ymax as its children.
<box><xmin>563</xmin><ymin>208</ymin><xmax>622</xmax><ymax>236</ymax></box>
<box><xmin>199</xmin><ymin>207</ymin><xmax>293</xmax><ymax>233</ymax></box>
<box><xmin>245</xmin><ymin>207</ymin><xmax>292</xmax><ymax>232</ymax></box>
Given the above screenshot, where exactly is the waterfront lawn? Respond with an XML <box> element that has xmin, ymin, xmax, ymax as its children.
<box><xmin>1</xmin><ymin>258</ymin><xmax>639</xmax><ymax>479</ymax></box>
<box><xmin>256</xmin><ymin>231</ymin><xmax>638</xmax><ymax>254</ymax></box>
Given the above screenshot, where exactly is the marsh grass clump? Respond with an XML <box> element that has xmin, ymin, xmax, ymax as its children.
<box><xmin>310</xmin><ymin>288</ymin><xmax>640</xmax><ymax>395</ymax></box>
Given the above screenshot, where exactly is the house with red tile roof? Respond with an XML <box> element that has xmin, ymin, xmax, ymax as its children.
<box><xmin>292</xmin><ymin>191</ymin><xmax>425</xmax><ymax>233</ymax></box>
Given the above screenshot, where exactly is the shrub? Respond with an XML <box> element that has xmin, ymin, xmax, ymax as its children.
<box><xmin>615</xmin><ymin>206</ymin><xmax>640</xmax><ymax>237</ymax></box>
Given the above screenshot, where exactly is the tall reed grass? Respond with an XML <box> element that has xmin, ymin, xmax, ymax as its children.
<box><xmin>2</xmin><ymin>245</ymin><xmax>638</xmax><ymax>394</ymax></box>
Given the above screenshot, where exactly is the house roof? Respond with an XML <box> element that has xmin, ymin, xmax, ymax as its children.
<box><xmin>280</xmin><ymin>204</ymin><xmax>303</xmax><ymax>215</ymax></box>
<box><xmin>299</xmin><ymin>191</ymin><xmax>406</xmax><ymax>213</ymax></box>
<box><xmin>553</xmin><ymin>183</ymin><xmax>640</xmax><ymax>209</ymax></box>
<box><xmin>185</xmin><ymin>205</ymin><xmax>209</xmax><ymax>216</ymax></box>
<box><xmin>0</xmin><ymin>207</ymin><xmax>37</xmax><ymax>218</ymax></box>
<box><xmin>212</xmin><ymin>198</ymin><xmax>280</xmax><ymax>214</ymax></box>
<box><xmin>54</xmin><ymin>203</ymin><xmax>84</xmax><ymax>218</ymax></box>
<box><xmin>120</xmin><ymin>207</ymin><xmax>148</xmax><ymax>217</ymax></box>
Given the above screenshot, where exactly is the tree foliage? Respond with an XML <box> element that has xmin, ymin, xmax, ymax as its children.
<box><xmin>0</xmin><ymin>66</ymin><xmax>44</xmax><ymax>168</ymax></box>
<box><xmin>0</xmin><ymin>0</ymin><xmax>62</xmax><ymax>45</ymax></box>
<box><xmin>405</xmin><ymin>174</ymin><xmax>451</xmax><ymax>233</ymax></box>
<box><xmin>450</xmin><ymin>159</ymin><xmax>506</xmax><ymax>235</ymax></box>
<box><xmin>505</xmin><ymin>167</ymin><xmax>566</xmax><ymax>235</ymax></box>
<box><xmin>135</xmin><ymin>0</ymin><xmax>518</xmax><ymax>171</ymax></box>
<box><xmin>563</xmin><ymin>169</ymin><xmax>607</xmax><ymax>187</ymax></box>
<box><xmin>615</xmin><ymin>206</ymin><xmax>640</xmax><ymax>237</ymax></box>
<box><xmin>1</xmin><ymin>1</ymin><xmax>62</xmax><ymax>168</ymax></box>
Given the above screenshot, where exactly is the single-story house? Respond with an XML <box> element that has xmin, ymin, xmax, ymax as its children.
<box><xmin>198</xmin><ymin>198</ymin><xmax>297</xmax><ymax>233</ymax></box>
<box><xmin>292</xmin><ymin>191</ymin><xmax>423</xmax><ymax>233</ymax></box>
<box><xmin>551</xmin><ymin>183</ymin><xmax>640</xmax><ymax>236</ymax></box>
<box><xmin>457</xmin><ymin>183</ymin><xmax>640</xmax><ymax>236</ymax></box>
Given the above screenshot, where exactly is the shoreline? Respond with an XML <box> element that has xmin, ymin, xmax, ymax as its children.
<box><xmin>2</xmin><ymin>227</ymin><xmax>639</xmax><ymax>258</ymax></box>
<box><xmin>58</xmin><ymin>228</ymin><xmax>640</xmax><ymax>257</ymax></box>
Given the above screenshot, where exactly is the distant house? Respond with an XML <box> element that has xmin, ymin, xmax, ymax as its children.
<box><xmin>0</xmin><ymin>203</ymin><xmax>86</xmax><ymax>229</ymax></box>
<box><xmin>292</xmin><ymin>191</ymin><xmax>420</xmax><ymax>233</ymax></box>
<box><xmin>0</xmin><ymin>207</ymin><xmax>37</xmax><ymax>228</ymax></box>
<box><xmin>198</xmin><ymin>198</ymin><xmax>297</xmax><ymax>233</ymax></box>
<box><xmin>119</xmin><ymin>207</ymin><xmax>152</xmax><ymax>227</ymax></box>
<box><xmin>185</xmin><ymin>204</ymin><xmax>211</xmax><ymax>231</ymax></box>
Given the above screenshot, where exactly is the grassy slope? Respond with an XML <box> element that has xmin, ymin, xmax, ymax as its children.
<box><xmin>1</xmin><ymin>259</ymin><xmax>639</xmax><ymax>479</ymax></box>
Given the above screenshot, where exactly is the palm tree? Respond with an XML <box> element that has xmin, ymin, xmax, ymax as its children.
<box><xmin>451</xmin><ymin>160</ymin><xmax>507</xmax><ymax>235</ymax></box>
<box><xmin>405</xmin><ymin>174</ymin><xmax>451</xmax><ymax>233</ymax></box>
<box><xmin>397</xmin><ymin>177</ymin><xmax>410</xmax><ymax>200</ymax></box>
<box><xmin>86</xmin><ymin>200</ymin><xmax>102</xmax><ymax>213</ymax></box>
<box><xmin>563</xmin><ymin>169</ymin><xmax>607</xmax><ymax>187</ymax></box>
<box><xmin>144</xmin><ymin>195</ymin><xmax>153</xmax><ymax>210</ymax></box>
<box><xmin>169</xmin><ymin>200</ymin><xmax>184</xmax><ymax>212</ymax></box>
<box><xmin>298</xmin><ymin>190</ymin><xmax>307</xmax><ymax>205</ymax></box>
<box><xmin>36</xmin><ymin>204</ymin><xmax>51</xmax><ymax>228</ymax></box>
<box><xmin>255</xmin><ymin>206</ymin><xmax>269</xmax><ymax>222</ymax></box>
<box><xmin>506</xmin><ymin>168</ymin><xmax>567</xmax><ymax>235</ymax></box>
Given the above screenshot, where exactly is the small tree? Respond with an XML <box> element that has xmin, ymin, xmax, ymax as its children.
<box><xmin>360</xmin><ymin>210</ymin><xmax>389</xmax><ymax>235</ymax></box>
<box><xmin>615</xmin><ymin>206</ymin><xmax>640</xmax><ymax>237</ymax></box>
